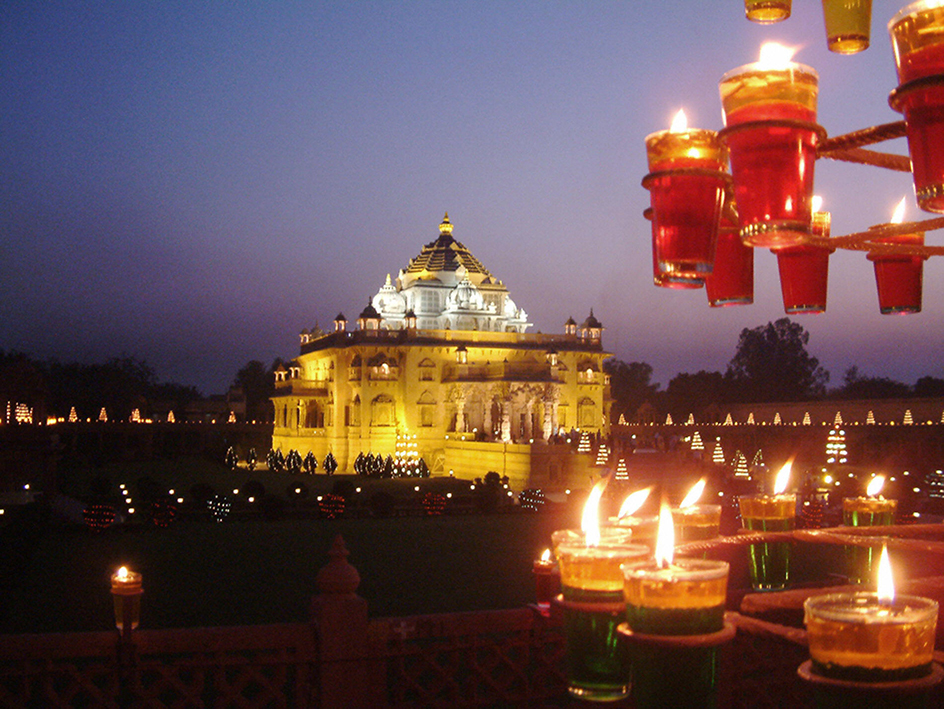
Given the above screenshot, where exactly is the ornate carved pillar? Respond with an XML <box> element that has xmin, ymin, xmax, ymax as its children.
<box><xmin>456</xmin><ymin>392</ymin><xmax>466</xmax><ymax>433</ymax></box>
<box><xmin>484</xmin><ymin>394</ymin><xmax>493</xmax><ymax>437</ymax></box>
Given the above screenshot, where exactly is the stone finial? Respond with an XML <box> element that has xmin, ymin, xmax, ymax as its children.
<box><xmin>317</xmin><ymin>535</ymin><xmax>361</xmax><ymax>595</ymax></box>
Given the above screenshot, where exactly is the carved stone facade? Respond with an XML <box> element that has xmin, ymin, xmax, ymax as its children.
<box><xmin>272</xmin><ymin>215</ymin><xmax>611</xmax><ymax>489</ymax></box>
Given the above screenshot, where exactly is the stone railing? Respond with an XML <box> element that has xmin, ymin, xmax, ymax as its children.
<box><xmin>5</xmin><ymin>530</ymin><xmax>943</xmax><ymax>707</ymax></box>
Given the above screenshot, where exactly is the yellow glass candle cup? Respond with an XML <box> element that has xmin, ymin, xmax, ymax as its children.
<box><xmin>645</xmin><ymin>129</ymin><xmax>728</xmax><ymax>172</ymax></box>
<box><xmin>552</xmin><ymin>528</ymin><xmax>650</xmax><ymax>702</ymax></box>
<box><xmin>674</xmin><ymin>504</ymin><xmax>722</xmax><ymax>543</ymax></box>
<box><xmin>609</xmin><ymin>515</ymin><xmax>660</xmax><ymax>551</ymax></box>
<box><xmin>739</xmin><ymin>493</ymin><xmax>796</xmax><ymax>591</ymax></box>
<box><xmin>804</xmin><ymin>592</ymin><xmax>939</xmax><ymax>681</ymax></box>
<box><xmin>745</xmin><ymin>0</ymin><xmax>791</xmax><ymax>24</ymax></box>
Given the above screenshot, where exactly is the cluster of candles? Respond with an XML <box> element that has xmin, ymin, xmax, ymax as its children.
<box><xmin>538</xmin><ymin>464</ymin><xmax>940</xmax><ymax>705</ymax></box>
<box><xmin>644</xmin><ymin>0</ymin><xmax>944</xmax><ymax>315</ymax></box>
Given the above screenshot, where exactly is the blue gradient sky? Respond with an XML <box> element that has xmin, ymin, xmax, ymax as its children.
<box><xmin>2</xmin><ymin>1</ymin><xmax>940</xmax><ymax>395</ymax></box>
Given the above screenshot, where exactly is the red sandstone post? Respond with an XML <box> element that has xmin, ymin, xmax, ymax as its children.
<box><xmin>311</xmin><ymin>534</ymin><xmax>385</xmax><ymax>708</ymax></box>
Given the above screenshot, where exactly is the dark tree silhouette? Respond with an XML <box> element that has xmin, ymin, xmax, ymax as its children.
<box><xmin>232</xmin><ymin>359</ymin><xmax>277</xmax><ymax>423</ymax></box>
<box><xmin>664</xmin><ymin>370</ymin><xmax>727</xmax><ymax>419</ymax></box>
<box><xmin>914</xmin><ymin>376</ymin><xmax>944</xmax><ymax>397</ymax></box>
<box><xmin>604</xmin><ymin>359</ymin><xmax>659</xmax><ymax>422</ymax></box>
<box><xmin>835</xmin><ymin>367</ymin><xmax>910</xmax><ymax>400</ymax></box>
<box><xmin>726</xmin><ymin>319</ymin><xmax>828</xmax><ymax>402</ymax></box>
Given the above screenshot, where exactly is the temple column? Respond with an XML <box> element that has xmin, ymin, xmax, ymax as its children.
<box><xmin>456</xmin><ymin>394</ymin><xmax>466</xmax><ymax>433</ymax></box>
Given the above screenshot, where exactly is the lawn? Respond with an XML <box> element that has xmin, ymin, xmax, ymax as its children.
<box><xmin>0</xmin><ymin>506</ymin><xmax>578</xmax><ymax>634</ymax></box>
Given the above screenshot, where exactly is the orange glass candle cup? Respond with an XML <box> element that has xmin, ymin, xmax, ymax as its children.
<box><xmin>739</xmin><ymin>493</ymin><xmax>796</xmax><ymax>591</ymax></box>
<box><xmin>890</xmin><ymin>2</ymin><xmax>944</xmax><ymax>212</ymax></box>
<box><xmin>890</xmin><ymin>0</ymin><xmax>944</xmax><ymax>85</ymax></box>
<box><xmin>706</xmin><ymin>191</ymin><xmax>753</xmax><ymax>306</ymax></box>
<box><xmin>110</xmin><ymin>566</ymin><xmax>143</xmax><ymax>633</ymax></box>
<box><xmin>804</xmin><ymin>592</ymin><xmax>939</xmax><ymax>682</ymax></box>
<box><xmin>868</xmin><ymin>231</ymin><xmax>926</xmax><ymax>314</ymax></box>
<box><xmin>552</xmin><ymin>528</ymin><xmax>650</xmax><ymax>701</ymax></box>
<box><xmin>720</xmin><ymin>57</ymin><xmax>820</xmax><ymax>247</ymax></box>
<box><xmin>821</xmin><ymin>0</ymin><xmax>872</xmax><ymax>54</ymax></box>
<box><xmin>745</xmin><ymin>0</ymin><xmax>791</xmax><ymax>24</ymax></box>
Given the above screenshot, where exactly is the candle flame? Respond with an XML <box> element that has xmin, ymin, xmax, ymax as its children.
<box><xmin>540</xmin><ymin>548</ymin><xmax>551</xmax><ymax>563</ymax></box>
<box><xmin>655</xmin><ymin>502</ymin><xmax>675</xmax><ymax>568</ymax></box>
<box><xmin>117</xmin><ymin>566</ymin><xmax>129</xmax><ymax>581</ymax></box>
<box><xmin>581</xmin><ymin>478</ymin><xmax>608</xmax><ymax>547</ymax></box>
<box><xmin>617</xmin><ymin>486</ymin><xmax>652</xmax><ymax>518</ymax></box>
<box><xmin>679</xmin><ymin>479</ymin><xmax>706</xmax><ymax>509</ymax></box>
<box><xmin>757</xmin><ymin>42</ymin><xmax>796</xmax><ymax>69</ymax></box>
<box><xmin>877</xmin><ymin>544</ymin><xmax>895</xmax><ymax>603</ymax></box>
<box><xmin>891</xmin><ymin>196</ymin><xmax>907</xmax><ymax>225</ymax></box>
<box><xmin>773</xmin><ymin>461</ymin><xmax>792</xmax><ymax>495</ymax></box>
<box><xmin>669</xmin><ymin>109</ymin><xmax>688</xmax><ymax>133</ymax></box>
<box><xmin>867</xmin><ymin>475</ymin><xmax>885</xmax><ymax>498</ymax></box>
<box><xmin>812</xmin><ymin>195</ymin><xmax>824</xmax><ymax>213</ymax></box>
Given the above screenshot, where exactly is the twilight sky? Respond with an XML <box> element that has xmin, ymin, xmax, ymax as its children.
<box><xmin>2</xmin><ymin>1</ymin><xmax>941</xmax><ymax>396</ymax></box>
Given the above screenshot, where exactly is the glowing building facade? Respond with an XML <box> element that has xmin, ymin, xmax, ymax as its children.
<box><xmin>271</xmin><ymin>214</ymin><xmax>611</xmax><ymax>489</ymax></box>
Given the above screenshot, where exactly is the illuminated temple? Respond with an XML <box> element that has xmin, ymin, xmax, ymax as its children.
<box><xmin>271</xmin><ymin>214</ymin><xmax>611</xmax><ymax>489</ymax></box>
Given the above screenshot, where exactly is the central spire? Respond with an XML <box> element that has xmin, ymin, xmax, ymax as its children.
<box><xmin>439</xmin><ymin>212</ymin><xmax>453</xmax><ymax>236</ymax></box>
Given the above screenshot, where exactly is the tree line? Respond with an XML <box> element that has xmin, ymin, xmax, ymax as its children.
<box><xmin>0</xmin><ymin>350</ymin><xmax>283</xmax><ymax>422</ymax></box>
<box><xmin>5</xmin><ymin>318</ymin><xmax>943</xmax><ymax>424</ymax></box>
<box><xmin>605</xmin><ymin>318</ymin><xmax>944</xmax><ymax>423</ymax></box>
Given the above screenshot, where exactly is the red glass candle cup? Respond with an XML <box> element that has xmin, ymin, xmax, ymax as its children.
<box><xmin>775</xmin><ymin>245</ymin><xmax>831</xmax><ymax>313</ymax></box>
<box><xmin>706</xmin><ymin>192</ymin><xmax>753</xmax><ymax>306</ymax></box>
<box><xmin>890</xmin><ymin>77</ymin><xmax>944</xmax><ymax>213</ymax></box>
<box><xmin>645</xmin><ymin>208</ymin><xmax>705</xmax><ymax>289</ymax></box>
<box><xmin>868</xmin><ymin>231</ymin><xmax>926</xmax><ymax>314</ymax></box>
<box><xmin>643</xmin><ymin>171</ymin><xmax>728</xmax><ymax>277</ymax></box>
<box><xmin>774</xmin><ymin>211</ymin><xmax>832</xmax><ymax>313</ymax></box>
<box><xmin>721</xmin><ymin>122</ymin><xmax>822</xmax><ymax>247</ymax></box>
<box><xmin>533</xmin><ymin>558</ymin><xmax>561</xmax><ymax>608</ymax></box>
<box><xmin>890</xmin><ymin>2</ymin><xmax>944</xmax><ymax>212</ymax></box>
<box><xmin>720</xmin><ymin>60</ymin><xmax>820</xmax><ymax>247</ymax></box>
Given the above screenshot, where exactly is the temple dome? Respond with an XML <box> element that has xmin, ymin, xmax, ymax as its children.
<box><xmin>399</xmin><ymin>212</ymin><xmax>494</xmax><ymax>289</ymax></box>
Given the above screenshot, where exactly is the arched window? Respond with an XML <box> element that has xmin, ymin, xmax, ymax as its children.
<box><xmin>371</xmin><ymin>394</ymin><xmax>395</xmax><ymax>426</ymax></box>
<box><xmin>578</xmin><ymin>397</ymin><xmax>596</xmax><ymax>428</ymax></box>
